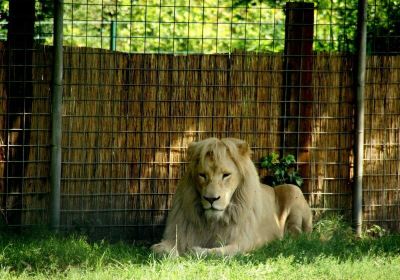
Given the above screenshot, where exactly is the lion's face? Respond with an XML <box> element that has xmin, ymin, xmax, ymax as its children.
<box><xmin>194</xmin><ymin>150</ymin><xmax>241</xmax><ymax>221</ymax></box>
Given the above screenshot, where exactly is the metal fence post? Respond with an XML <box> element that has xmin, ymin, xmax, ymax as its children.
<box><xmin>50</xmin><ymin>0</ymin><xmax>64</xmax><ymax>231</ymax></box>
<box><xmin>110</xmin><ymin>21</ymin><xmax>116</xmax><ymax>51</ymax></box>
<box><xmin>353</xmin><ymin>0</ymin><xmax>367</xmax><ymax>237</ymax></box>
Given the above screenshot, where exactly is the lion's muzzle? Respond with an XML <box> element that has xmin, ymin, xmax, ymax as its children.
<box><xmin>201</xmin><ymin>195</ymin><xmax>225</xmax><ymax>211</ymax></box>
<box><xmin>202</xmin><ymin>195</ymin><xmax>226</xmax><ymax>220</ymax></box>
<box><xmin>203</xmin><ymin>195</ymin><xmax>221</xmax><ymax>205</ymax></box>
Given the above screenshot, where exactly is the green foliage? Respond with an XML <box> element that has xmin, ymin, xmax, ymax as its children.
<box><xmin>0</xmin><ymin>1</ymin><xmax>8</xmax><ymax>40</ymax></box>
<box><xmin>364</xmin><ymin>224</ymin><xmax>387</xmax><ymax>238</ymax></box>
<box><xmin>1</xmin><ymin>0</ymin><xmax>399</xmax><ymax>54</ymax></box>
<box><xmin>58</xmin><ymin>0</ymin><xmax>287</xmax><ymax>53</ymax></box>
<box><xmin>260</xmin><ymin>152</ymin><xmax>303</xmax><ymax>187</ymax></box>
<box><xmin>367</xmin><ymin>0</ymin><xmax>400</xmax><ymax>53</ymax></box>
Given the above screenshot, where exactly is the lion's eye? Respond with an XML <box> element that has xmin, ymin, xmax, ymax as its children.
<box><xmin>198</xmin><ymin>173</ymin><xmax>207</xmax><ymax>180</ymax></box>
<box><xmin>222</xmin><ymin>173</ymin><xmax>231</xmax><ymax>179</ymax></box>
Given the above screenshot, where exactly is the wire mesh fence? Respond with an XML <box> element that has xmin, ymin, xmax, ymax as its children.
<box><xmin>0</xmin><ymin>0</ymin><xmax>399</xmax><ymax>240</ymax></box>
<box><xmin>362</xmin><ymin>0</ymin><xmax>400</xmax><ymax>231</ymax></box>
<box><xmin>61</xmin><ymin>0</ymin><xmax>357</xmax><ymax>54</ymax></box>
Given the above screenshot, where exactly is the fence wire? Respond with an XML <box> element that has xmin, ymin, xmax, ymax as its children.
<box><xmin>0</xmin><ymin>0</ymin><xmax>399</xmax><ymax>239</ymax></box>
<box><xmin>363</xmin><ymin>0</ymin><xmax>400</xmax><ymax>231</ymax></box>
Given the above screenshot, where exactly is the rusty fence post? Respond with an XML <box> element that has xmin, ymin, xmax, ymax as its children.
<box><xmin>282</xmin><ymin>2</ymin><xmax>314</xmax><ymax>195</ymax></box>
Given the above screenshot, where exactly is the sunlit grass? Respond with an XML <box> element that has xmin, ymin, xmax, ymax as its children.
<box><xmin>1</xmin><ymin>217</ymin><xmax>399</xmax><ymax>280</ymax></box>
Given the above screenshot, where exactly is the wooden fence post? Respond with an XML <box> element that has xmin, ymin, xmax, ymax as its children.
<box><xmin>282</xmin><ymin>2</ymin><xmax>314</xmax><ymax>194</ymax></box>
<box><xmin>4</xmin><ymin>0</ymin><xmax>35</xmax><ymax>227</ymax></box>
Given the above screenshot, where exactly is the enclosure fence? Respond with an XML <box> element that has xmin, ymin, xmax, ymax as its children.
<box><xmin>0</xmin><ymin>0</ymin><xmax>399</xmax><ymax>240</ymax></box>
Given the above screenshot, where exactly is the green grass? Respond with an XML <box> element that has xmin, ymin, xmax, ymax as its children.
<box><xmin>1</xmin><ymin>217</ymin><xmax>400</xmax><ymax>280</ymax></box>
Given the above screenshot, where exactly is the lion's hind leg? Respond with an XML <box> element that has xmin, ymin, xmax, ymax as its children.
<box><xmin>284</xmin><ymin>213</ymin><xmax>303</xmax><ymax>236</ymax></box>
<box><xmin>285</xmin><ymin>209</ymin><xmax>312</xmax><ymax>236</ymax></box>
<box><xmin>302</xmin><ymin>209</ymin><xmax>313</xmax><ymax>233</ymax></box>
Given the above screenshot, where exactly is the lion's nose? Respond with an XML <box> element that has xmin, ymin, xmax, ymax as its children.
<box><xmin>203</xmin><ymin>196</ymin><xmax>221</xmax><ymax>205</ymax></box>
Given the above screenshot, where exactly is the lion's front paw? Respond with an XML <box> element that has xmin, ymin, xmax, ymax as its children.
<box><xmin>150</xmin><ymin>243</ymin><xmax>164</xmax><ymax>254</ymax></box>
<box><xmin>151</xmin><ymin>242</ymin><xmax>179</xmax><ymax>258</ymax></box>
<box><xmin>191</xmin><ymin>246</ymin><xmax>215</xmax><ymax>257</ymax></box>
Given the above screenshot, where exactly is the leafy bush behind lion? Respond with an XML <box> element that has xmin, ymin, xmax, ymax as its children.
<box><xmin>151</xmin><ymin>138</ymin><xmax>312</xmax><ymax>256</ymax></box>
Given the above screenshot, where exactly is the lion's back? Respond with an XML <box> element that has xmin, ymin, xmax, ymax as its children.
<box><xmin>273</xmin><ymin>184</ymin><xmax>309</xmax><ymax>210</ymax></box>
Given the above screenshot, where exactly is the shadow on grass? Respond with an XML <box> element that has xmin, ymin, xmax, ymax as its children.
<box><xmin>239</xmin><ymin>233</ymin><xmax>400</xmax><ymax>265</ymax></box>
<box><xmin>0</xmin><ymin>227</ymin><xmax>153</xmax><ymax>273</ymax></box>
<box><xmin>235</xmin><ymin>218</ymin><xmax>400</xmax><ymax>265</ymax></box>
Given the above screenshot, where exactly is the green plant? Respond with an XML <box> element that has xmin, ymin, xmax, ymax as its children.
<box><xmin>260</xmin><ymin>152</ymin><xmax>303</xmax><ymax>187</ymax></box>
<box><xmin>365</xmin><ymin>224</ymin><xmax>387</xmax><ymax>238</ymax></box>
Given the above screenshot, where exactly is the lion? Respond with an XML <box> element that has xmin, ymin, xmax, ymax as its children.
<box><xmin>151</xmin><ymin>137</ymin><xmax>312</xmax><ymax>256</ymax></box>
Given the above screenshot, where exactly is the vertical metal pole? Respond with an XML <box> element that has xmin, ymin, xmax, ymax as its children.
<box><xmin>110</xmin><ymin>21</ymin><xmax>116</xmax><ymax>51</ymax></box>
<box><xmin>50</xmin><ymin>0</ymin><xmax>64</xmax><ymax>231</ymax></box>
<box><xmin>353</xmin><ymin>0</ymin><xmax>367</xmax><ymax>237</ymax></box>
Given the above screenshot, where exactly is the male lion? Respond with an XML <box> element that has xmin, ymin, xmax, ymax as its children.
<box><xmin>151</xmin><ymin>138</ymin><xmax>312</xmax><ymax>256</ymax></box>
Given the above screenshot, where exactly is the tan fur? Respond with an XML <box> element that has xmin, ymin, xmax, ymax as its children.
<box><xmin>151</xmin><ymin>138</ymin><xmax>312</xmax><ymax>256</ymax></box>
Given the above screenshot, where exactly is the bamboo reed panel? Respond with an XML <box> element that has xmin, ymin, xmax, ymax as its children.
<box><xmin>0</xmin><ymin>42</ymin><xmax>6</xmax><ymax>211</ymax></box>
<box><xmin>0</xmin><ymin>43</ymin><xmax>399</xmax><ymax>237</ymax></box>
<box><xmin>22</xmin><ymin>47</ymin><xmax>52</xmax><ymax>225</ymax></box>
<box><xmin>309</xmin><ymin>55</ymin><xmax>354</xmax><ymax>218</ymax></box>
<box><xmin>364</xmin><ymin>56</ymin><xmax>400</xmax><ymax>231</ymax></box>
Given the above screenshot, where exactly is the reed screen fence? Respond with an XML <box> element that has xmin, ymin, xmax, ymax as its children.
<box><xmin>0</xmin><ymin>0</ymin><xmax>399</xmax><ymax>240</ymax></box>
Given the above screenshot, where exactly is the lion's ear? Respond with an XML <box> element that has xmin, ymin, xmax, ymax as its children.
<box><xmin>236</xmin><ymin>140</ymin><xmax>251</xmax><ymax>157</ymax></box>
<box><xmin>224</xmin><ymin>138</ymin><xmax>252</xmax><ymax>157</ymax></box>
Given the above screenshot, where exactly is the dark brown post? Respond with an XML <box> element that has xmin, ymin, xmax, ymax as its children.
<box><xmin>3</xmin><ymin>0</ymin><xmax>35</xmax><ymax>227</ymax></box>
<box><xmin>282</xmin><ymin>2</ymin><xmax>314</xmax><ymax>193</ymax></box>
